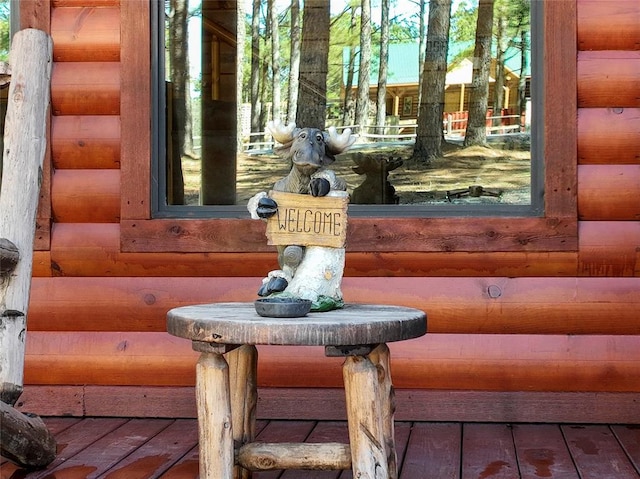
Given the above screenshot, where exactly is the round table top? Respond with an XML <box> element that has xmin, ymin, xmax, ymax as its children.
<box><xmin>167</xmin><ymin>302</ymin><xmax>427</xmax><ymax>346</ymax></box>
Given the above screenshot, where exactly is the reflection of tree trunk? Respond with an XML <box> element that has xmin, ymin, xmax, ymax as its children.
<box><xmin>465</xmin><ymin>0</ymin><xmax>494</xmax><ymax>146</ymax></box>
<box><xmin>355</xmin><ymin>0</ymin><xmax>371</xmax><ymax>134</ymax></box>
<box><xmin>167</xmin><ymin>0</ymin><xmax>189</xmax><ymax>204</ymax></box>
<box><xmin>493</xmin><ymin>14</ymin><xmax>507</xmax><ymax>127</ymax></box>
<box><xmin>268</xmin><ymin>0</ymin><xmax>281</xmax><ymax>121</ymax></box>
<box><xmin>518</xmin><ymin>28</ymin><xmax>528</xmax><ymax>125</ymax></box>
<box><xmin>417</xmin><ymin>0</ymin><xmax>426</xmax><ymax>107</ymax></box>
<box><xmin>413</xmin><ymin>0</ymin><xmax>451</xmax><ymax>164</ymax></box>
<box><xmin>341</xmin><ymin>6</ymin><xmax>357</xmax><ymax>127</ymax></box>
<box><xmin>287</xmin><ymin>0</ymin><xmax>301</xmax><ymax>124</ymax></box>
<box><xmin>200</xmin><ymin>0</ymin><xmax>237</xmax><ymax>205</ymax></box>
<box><xmin>250</xmin><ymin>0</ymin><xmax>261</xmax><ymax>142</ymax></box>
<box><xmin>375</xmin><ymin>0</ymin><xmax>389</xmax><ymax>132</ymax></box>
<box><xmin>296</xmin><ymin>0</ymin><xmax>329</xmax><ymax>129</ymax></box>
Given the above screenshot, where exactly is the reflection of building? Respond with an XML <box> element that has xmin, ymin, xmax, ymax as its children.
<box><xmin>345</xmin><ymin>43</ymin><xmax>531</xmax><ymax>123</ymax></box>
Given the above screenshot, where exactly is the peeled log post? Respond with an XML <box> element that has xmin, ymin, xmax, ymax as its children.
<box><xmin>0</xmin><ymin>28</ymin><xmax>55</xmax><ymax>469</ymax></box>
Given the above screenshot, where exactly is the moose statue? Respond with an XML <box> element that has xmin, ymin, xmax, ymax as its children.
<box><xmin>248</xmin><ymin>120</ymin><xmax>356</xmax><ymax>311</ymax></box>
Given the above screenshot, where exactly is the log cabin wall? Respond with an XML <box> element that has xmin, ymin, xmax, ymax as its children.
<box><xmin>14</xmin><ymin>0</ymin><xmax>640</xmax><ymax>422</ymax></box>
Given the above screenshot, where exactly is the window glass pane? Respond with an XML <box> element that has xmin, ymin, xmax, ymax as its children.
<box><xmin>159</xmin><ymin>0</ymin><xmax>534</xmax><ymax>212</ymax></box>
<box><xmin>0</xmin><ymin>0</ymin><xmax>11</xmax><ymax>183</ymax></box>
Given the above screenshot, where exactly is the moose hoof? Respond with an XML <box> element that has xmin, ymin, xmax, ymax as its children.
<box><xmin>256</xmin><ymin>197</ymin><xmax>278</xmax><ymax>218</ymax></box>
<box><xmin>257</xmin><ymin>276</ymin><xmax>289</xmax><ymax>296</ymax></box>
<box><xmin>310</xmin><ymin>178</ymin><xmax>331</xmax><ymax>197</ymax></box>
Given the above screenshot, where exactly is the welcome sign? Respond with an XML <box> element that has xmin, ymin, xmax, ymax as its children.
<box><xmin>265</xmin><ymin>191</ymin><xmax>349</xmax><ymax>248</ymax></box>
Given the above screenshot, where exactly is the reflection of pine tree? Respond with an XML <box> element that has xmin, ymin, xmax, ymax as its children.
<box><xmin>414</xmin><ymin>0</ymin><xmax>452</xmax><ymax>164</ymax></box>
<box><xmin>0</xmin><ymin>0</ymin><xmax>10</xmax><ymax>62</ymax></box>
<box><xmin>465</xmin><ymin>0</ymin><xmax>494</xmax><ymax>147</ymax></box>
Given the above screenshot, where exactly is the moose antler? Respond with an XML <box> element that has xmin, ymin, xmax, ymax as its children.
<box><xmin>325</xmin><ymin>126</ymin><xmax>356</xmax><ymax>155</ymax></box>
<box><xmin>266</xmin><ymin>120</ymin><xmax>298</xmax><ymax>145</ymax></box>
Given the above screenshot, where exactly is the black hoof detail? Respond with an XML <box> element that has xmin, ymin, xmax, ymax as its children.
<box><xmin>310</xmin><ymin>178</ymin><xmax>331</xmax><ymax>197</ymax></box>
<box><xmin>257</xmin><ymin>197</ymin><xmax>278</xmax><ymax>218</ymax></box>
<box><xmin>257</xmin><ymin>276</ymin><xmax>289</xmax><ymax>296</ymax></box>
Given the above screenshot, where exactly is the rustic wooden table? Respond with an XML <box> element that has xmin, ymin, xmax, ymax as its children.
<box><xmin>167</xmin><ymin>302</ymin><xmax>427</xmax><ymax>479</ymax></box>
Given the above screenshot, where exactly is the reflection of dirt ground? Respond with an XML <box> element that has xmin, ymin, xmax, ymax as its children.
<box><xmin>182</xmin><ymin>140</ymin><xmax>531</xmax><ymax>206</ymax></box>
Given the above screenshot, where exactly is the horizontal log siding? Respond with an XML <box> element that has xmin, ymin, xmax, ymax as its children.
<box><xmin>51</xmin><ymin>116</ymin><xmax>121</xmax><ymax>169</ymax></box>
<box><xmin>578</xmin><ymin>165</ymin><xmax>640</xmax><ymax>220</ymax></box>
<box><xmin>577</xmin><ymin>109</ymin><xmax>640</xmax><ymax>165</ymax></box>
<box><xmin>43</xmin><ymin>222</ymin><xmax>638</xmax><ymax>278</ymax></box>
<box><xmin>51</xmin><ymin>6</ymin><xmax>120</xmax><ymax>62</ymax></box>
<box><xmin>20</xmin><ymin>0</ymin><xmax>640</xmax><ymax>413</ymax></box>
<box><xmin>22</xmin><ymin>331</ymin><xmax>640</xmax><ymax>393</ymax></box>
<box><xmin>577</xmin><ymin>51</ymin><xmax>640</xmax><ymax>108</ymax></box>
<box><xmin>577</xmin><ymin>0</ymin><xmax>640</xmax><ymax>51</ymax></box>
<box><xmin>27</xmin><ymin>277</ymin><xmax>640</xmax><ymax>335</ymax></box>
<box><xmin>51</xmin><ymin>62</ymin><xmax>120</xmax><ymax>115</ymax></box>
<box><xmin>51</xmin><ymin>170</ymin><xmax>120</xmax><ymax>222</ymax></box>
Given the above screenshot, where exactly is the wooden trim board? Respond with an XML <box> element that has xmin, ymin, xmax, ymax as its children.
<box><xmin>15</xmin><ymin>385</ymin><xmax>640</xmax><ymax>425</ymax></box>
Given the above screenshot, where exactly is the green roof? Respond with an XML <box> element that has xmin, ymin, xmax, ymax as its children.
<box><xmin>344</xmin><ymin>41</ymin><xmax>530</xmax><ymax>87</ymax></box>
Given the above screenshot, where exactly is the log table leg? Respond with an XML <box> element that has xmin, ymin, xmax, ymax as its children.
<box><xmin>368</xmin><ymin>344</ymin><xmax>397</xmax><ymax>479</ymax></box>
<box><xmin>196</xmin><ymin>351</ymin><xmax>234</xmax><ymax>479</ymax></box>
<box><xmin>343</xmin><ymin>347</ymin><xmax>390</xmax><ymax>479</ymax></box>
<box><xmin>226</xmin><ymin>344</ymin><xmax>258</xmax><ymax>479</ymax></box>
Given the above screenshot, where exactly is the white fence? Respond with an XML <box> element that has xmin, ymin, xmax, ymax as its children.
<box><xmin>243</xmin><ymin>112</ymin><xmax>524</xmax><ymax>152</ymax></box>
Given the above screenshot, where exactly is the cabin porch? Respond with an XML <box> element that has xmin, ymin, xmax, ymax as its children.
<box><xmin>2</xmin><ymin>416</ymin><xmax>640</xmax><ymax>479</ymax></box>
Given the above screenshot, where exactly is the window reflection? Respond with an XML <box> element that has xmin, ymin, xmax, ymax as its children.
<box><xmin>162</xmin><ymin>0</ymin><xmax>532</xmax><ymax>208</ymax></box>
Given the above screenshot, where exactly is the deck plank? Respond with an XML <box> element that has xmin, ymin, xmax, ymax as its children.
<box><xmin>158</xmin><ymin>420</ymin><xmax>270</xmax><ymax>479</ymax></box>
<box><xmin>612</xmin><ymin>425</ymin><xmax>640</xmax><ymax>475</ymax></box>
<box><xmin>562</xmin><ymin>425</ymin><xmax>640</xmax><ymax>479</ymax></box>
<box><xmin>461</xmin><ymin>423</ymin><xmax>519</xmax><ymax>479</ymax></box>
<box><xmin>512</xmin><ymin>424</ymin><xmax>579</xmax><ymax>479</ymax></box>
<box><xmin>34</xmin><ymin>419</ymin><xmax>173</xmax><ymax>478</ymax></box>
<box><xmin>97</xmin><ymin>419</ymin><xmax>198</xmax><ymax>479</ymax></box>
<box><xmin>20</xmin><ymin>417</ymin><xmax>131</xmax><ymax>479</ymax></box>
<box><xmin>399</xmin><ymin>422</ymin><xmax>461</xmax><ymax>479</ymax></box>
<box><xmin>4</xmin><ymin>418</ymin><xmax>640</xmax><ymax>479</ymax></box>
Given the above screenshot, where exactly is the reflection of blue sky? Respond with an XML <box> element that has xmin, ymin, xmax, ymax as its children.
<box><xmin>186</xmin><ymin>0</ymin><xmax>473</xmax><ymax>90</ymax></box>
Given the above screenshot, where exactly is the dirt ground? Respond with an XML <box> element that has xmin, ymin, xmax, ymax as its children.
<box><xmin>182</xmin><ymin>138</ymin><xmax>531</xmax><ymax>206</ymax></box>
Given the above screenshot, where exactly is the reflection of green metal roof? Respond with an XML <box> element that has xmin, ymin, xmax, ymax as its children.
<box><xmin>344</xmin><ymin>41</ymin><xmax>531</xmax><ymax>86</ymax></box>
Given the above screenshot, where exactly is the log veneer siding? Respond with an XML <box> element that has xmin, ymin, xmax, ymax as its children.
<box><xmin>578</xmin><ymin>108</ymin><xmax>640</xmax><ymax>165</ymax></box>
<box><xmin>51</xmin><ymin>6</ymin><xmax>120</xmax><ymax>62</ymax></box>
<box><xmin>17</xmin><ymin>0</ymin><xmax>640</xmax><ymax>421</ymax></box>
<box><xmin>51</xmin><ymin>116</ymin><xmax>121</xmax><ymax>169</ymax></box>
<box><xmin>21</xmin><ymin>331</ymin><xmax>640</xmax><ymax>393</ymax></box>
<box><xmin>577</xmin><ymin>0</ymin><xmax>640</xmax><ymax>51</ymax></box>
<box><xmin>27</xmin><ymin>277</ymin><xmax>640</xmax><ymax>335</ymax></box>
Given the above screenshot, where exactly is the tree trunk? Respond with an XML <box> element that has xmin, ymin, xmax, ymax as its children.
<box><xmin>286</xmin><ymin>0</ymin><xmax>301</xmax><ymax>124</ymax></box>
<box><xmin>375</xmin><ymin>0</ymin><xmax>390</xmax><ymax>132</ymax></box>
<box><xmin>0</xmin><ymin>28</ymin><xmax>57</xmax><ymax>470</ymax></box>
<box><xmin>268</xmin><ymin>0</ymin><xmax>281</xmax><ymax>121</ymax></box>
<box><xmin>355</xmin><ymin>0</ymin><xmax>372</xmax><ymax>135</ymax></box>
<box><xmin>0</xmin><ymin>28</ymin><xmax>51</xmax><ymax>406</ymax></box>
<box><xmin>296</xmin><ymin>0</ymin><xmax>330</xmax><ymax>129</ymax></box>
<box><xmin>413</xmin><ymin>0</ymin><xmax>452</xmax><ymax>163</ymax></box>
<box><xmin>250</xmin><ymin>0</ymin><xmax>262</xmax><ymax>142</ymax></box>
<box><xmin>341</xmin><ymin>6</ymin><xmax>358</xmax><ymax>127</ymax></box>
<box><xmin>417</xmin><ymin>0</ymin><xmax>426</xmax><ymax>107</ymax></box>
<box><xmin>1</xmin><ymin>401</ymin><xmax>56</xmax><ymax>468</ymax></box>
<box><xmin>167</xmin><ymin>0</ymin><xmax>190</xmax><ymax>205</ymax></box>
<box><xmin>464</xmin><ymin>0</ymin><xmax>494</xmax><ymax>146</ymax></box>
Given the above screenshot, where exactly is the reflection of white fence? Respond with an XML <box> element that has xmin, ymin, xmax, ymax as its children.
<box><xmin>243</xmin><ymin>112</ymin><xmax>524</xmax><ymax>152</ymax></box>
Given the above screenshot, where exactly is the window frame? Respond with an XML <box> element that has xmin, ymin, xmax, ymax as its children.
<box><xmin>119</xmin><ymin>0</ymin><xmax>577</xmax><ymax>254</ymax></box>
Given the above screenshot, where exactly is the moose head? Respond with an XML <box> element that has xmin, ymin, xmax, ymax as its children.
<box><xmin>266</xmin><ymin>121</ymin><xmax>356</xmax><ymax>190</ymax></box>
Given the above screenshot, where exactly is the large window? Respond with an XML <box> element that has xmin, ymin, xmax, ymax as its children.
<box><xmin>153</xmin><ymin>0</ymin><xmax>540</xmax><ymax>218</ymax></box>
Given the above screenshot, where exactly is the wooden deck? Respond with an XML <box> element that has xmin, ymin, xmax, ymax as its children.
<box><xmin>2</xmin><ymin>418</ymin><xmax>640</xmax><ymax>478</ymax></box>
